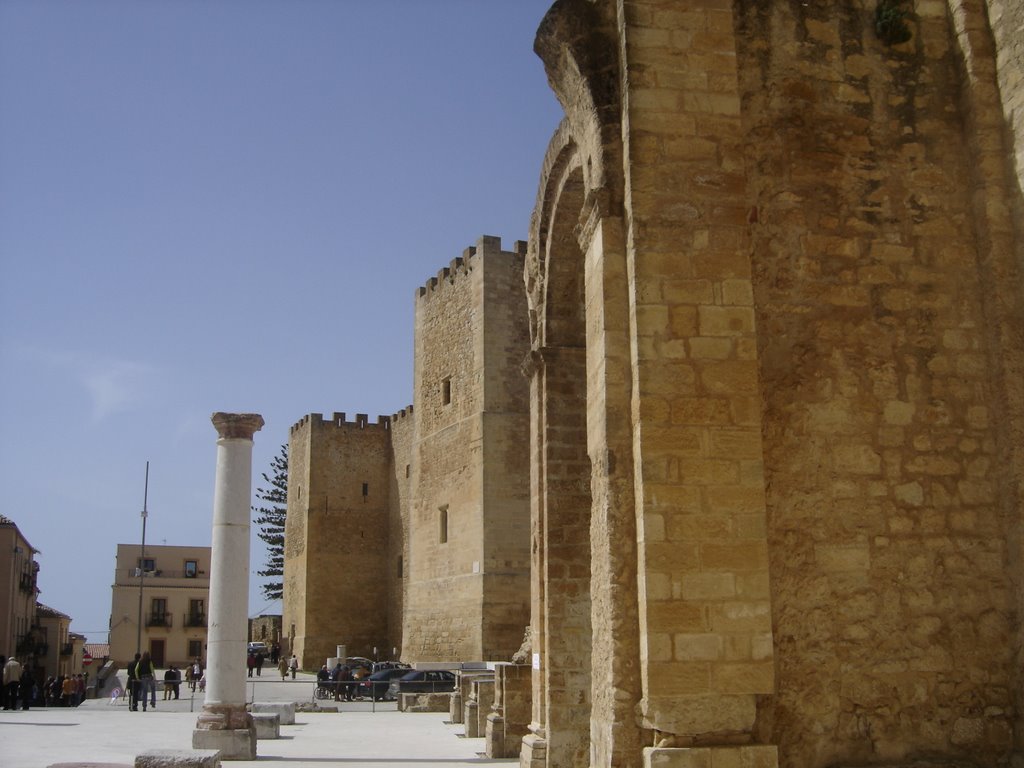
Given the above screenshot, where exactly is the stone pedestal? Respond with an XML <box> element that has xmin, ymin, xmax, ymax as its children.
<box><xmin>192</xmin><ymin>412</ymin><xmax>263</xmax><ymax>760</ymax></box>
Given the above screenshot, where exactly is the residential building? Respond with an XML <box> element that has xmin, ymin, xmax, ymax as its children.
<box><xmin>36</xmin><ymin>603</ymin><xmax>82</xmax><ymax>679</ymax></box>
<box><xmin>109</xmin><ymin>543</ymin><xmax>211</xmax><ymax>667</ymax></box>
<box><xmin>0</xmin><ymin>515</ymin><xmax>41</xmax><ymax>663</ymax></box>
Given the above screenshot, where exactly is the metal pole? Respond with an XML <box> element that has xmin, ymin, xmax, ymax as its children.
<box><xmin>136</xmin><ymin>461</ymin><xmax>149</xmax><ymax>656</ymax></box>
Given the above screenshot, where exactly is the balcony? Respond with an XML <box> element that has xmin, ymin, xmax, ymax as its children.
<box><xmin>117</xmin><ymin>567</ymin><xmax>207</xmax><ymax>582</ymax></box>
<box><xmin>146</xmin><ymin>613</ymin><xmax>173</xmax><ymax>628</ymax></box>
<box><xmin>18</xmin><ymin>572</ymin><xmax>36</xmax><ymax>593</ymax></box>
<box><xmin>184</xmin><ymin>613</ymin><xmax>207</xmax><ymax>628</ymax></box>
<box><xmin>60</xmin><ymin>642</ymin><xmax>74</xmax><ymax>656</ymax></box>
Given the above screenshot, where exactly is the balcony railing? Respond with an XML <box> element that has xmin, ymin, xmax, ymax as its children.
<box><xmin>184</xmin><ymin>613</ymin><xmax>207</xmax><ymax>628</ymax></box>
<box><xmin>146</xmin><ymin>613</ymin><xmax>173</xmax><ymax>628</ymax></box>
<box><xmin>19</xmin><ymin>572</ymin><xmax>37</xmax><ymax>593</ymax></box>
<box><xmin>116</xmin><ymin>568</ymin><xmax>206</xmax><ymax>582</ymax></box>
<box><xmin>60</xmin><ymin>642</ymin><xmax>74</xmax><ymax>656</ymax></box>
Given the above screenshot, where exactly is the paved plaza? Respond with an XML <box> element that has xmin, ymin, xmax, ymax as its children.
<box><xmin>0</xmin><ymin>672</ymin><xmax>514</xmax><ymax>768</ymax></box>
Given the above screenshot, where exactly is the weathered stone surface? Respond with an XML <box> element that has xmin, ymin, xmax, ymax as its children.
<box><xmin>251</xmin><ymin>713</ymin><xmax>280</xmax><ymax>740</ymax></box>
<box><xmin>135</xmin><ymin>750</ymin><xmax>220</xmax><ymax>768</ymax></box>
<box><xmin>250</xmin><ymin>701</ymin><xmax>295</xmax><ymax>726</ymax></box>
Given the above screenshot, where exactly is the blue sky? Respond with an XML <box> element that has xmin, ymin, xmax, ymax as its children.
<box><xmin>0</xmin><ymin>0</ymin><xmax>562</xmax><ymax>643</ymax></box>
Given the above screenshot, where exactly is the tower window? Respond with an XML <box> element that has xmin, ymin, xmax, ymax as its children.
<box><xmin>362</xmin><ymin>482</ymin><xmax>369</xmax><ymax>498</ymax></box>
<box><xmin>439</xmin><ymin>505</ymin><xmax>449</xmax><ymax>544</ymax></box>
<box><xmin>442</xmin><ymin>377</ymin><xmax>452</xmax><ymax>405</ymax></box>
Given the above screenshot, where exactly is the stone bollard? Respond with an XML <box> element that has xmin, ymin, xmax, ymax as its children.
<box><xmin>450</xmin><ymin>688</ymin><xmax>463</xmax><ymax>723</ymax></box>
<box><xmin>465</xmin><ymin>696</ymin><xmax>480</xmax><ymax>738</ymax></box>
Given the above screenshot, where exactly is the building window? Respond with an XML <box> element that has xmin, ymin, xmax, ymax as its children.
<box><xmin>188</xmin><ymin>640</ymin><xmax>203</xmax><ymax>661</ymax></box>
<box><xmin>397</xmin><ymin>556</ymin><xmax>403</xmax><ymax>579</ymax></box>
<box><xmin>442</xmin><ymin>377</ymin><xmax>452</xmax><ymax>405</ymax></box>
<box><xmin>188</xmin><ymin>599</ymin><xmax>205</xmax><ymax>627</ymax></box>
<box><xmin>439</xmin><ymin>505</ymin><xmax>448</xmax><ymax>544</ymax></box>
<box><xmin>184</xmin><ymin>560</ymin><xmax>198</xmax><ymax>578</ymax></box>
<box><xmin>362</xmin><ymin>482</ymin><xmax>369</xmax><ymax>499</ymax></box>
<box><xmin>149</xmin><ymin>598</ymin><xmax>169</xmax><ymax>627</ymax></box>
<box><xmin>405</xmin><ymin>464</ymin><xmax>410</xmax><ymax>478</ymax></box>
<box><xmin>138</xmin><ymin>557</ymin><xmax>156</xmax><ymax>573</ymax></box>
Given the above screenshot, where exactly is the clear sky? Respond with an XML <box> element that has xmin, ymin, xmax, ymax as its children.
<box><xmin>0</xmin><ymin>0</ymin><xmax>563</xmax><ymax>643</ymax></box>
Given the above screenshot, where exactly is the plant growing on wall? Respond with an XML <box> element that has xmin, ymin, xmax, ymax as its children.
<box><xmin>875</xmin><ymin>0</ymin><xmax>912</xmax><ymax>45</ymax></box>
<box><xmin>253</xmin><ymin>443</ymin><xmax>288</xmax><ymax>601</ymax></box>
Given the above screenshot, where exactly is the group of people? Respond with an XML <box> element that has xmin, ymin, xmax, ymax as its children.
<box><xmin>2</xmin><ymin>655</ymin><xmax>89</xmax><ymax>710</ymax></box>
<box><xmin>43</xmin><ymin>673</ymin><xmax>87</xmax><ymax>707</ymax></box>
<box><xmin>316</xmin><ymin>660</ymin><xmax>366</xmax><ymax>701</ymax></box>
<box><xmin>126</xmin><ymin>655</ymin><xmax>204</xmax><ymax>711</ymax></box>
<box><xmin>2</xmin><ymin>655</ymin><xmax>35</xmax><ymax>710</ymax></box>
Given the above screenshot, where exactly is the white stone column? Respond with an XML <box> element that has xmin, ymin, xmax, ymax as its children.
<box><xmin>193</xmin><ymin>412</ymin><xmax>263</xmax><ymax>760</ymax></box>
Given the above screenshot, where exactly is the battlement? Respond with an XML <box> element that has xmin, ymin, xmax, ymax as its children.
<box><xmin>290</xmin><ymin>411</ymin><xmax>392</xmax><ymax>435</ymax></box>
<box><xmin>390</xmin><ymin>405</ymin><xmax>414</xmax><ymax>421</ymax></box>
<box><xmin>415</xmin><ymin>235</ymin><xmax>528</xmax><ymax>299</ymax></box>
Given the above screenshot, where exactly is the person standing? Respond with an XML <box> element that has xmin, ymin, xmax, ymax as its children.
<box><xmin>255</xmin><ymin>650</ymin><xmax>265</xmax><ymax>677</ymax></box>
<box><xmin>170</xmin><ymin>664</ymin><xmax>181</xmax><ymax>699</ymax></box>
<box><xmin>163</xmin><ymin>666</ymin><xmax>174</xmax><ymax>700</ymax></box>
<box><xmin>246</xmin><ymin>651</ymin><xmax>255</xmax><ymax>678</ymax></box>
<box><xmin>126</xmin><ymin>653</ymin><xmax>140</xmax><ymax>711</ymax></box>
<box><xmin>277</xmin><ymin>655</ymin><xmax>288</xmax><ymax>681</ymax></box>
<box><xmin>19</xmin><ymin>667</ymin><xmax>34</xmax><ymax>710</ymax></box>
<box><xmin>288</xmin><ymin>654</ymin><xmax>298</xmax><ymax>680</ymax></box>
<box><xmin>136</xmin><ymin>651</ymin><xmax>156</xmax><ymax>711</ymax></box>
<box><xmin>3</xmin><ymin>655</ymin><xmax>23</xmax><ymax>710</ymax></box>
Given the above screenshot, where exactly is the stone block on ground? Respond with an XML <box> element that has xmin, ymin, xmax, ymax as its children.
<box><xmin>251</xmin><ymin>712</ymin><xmax>280</xmax><ymax>739</ymax></box>
<box><xmin>192</xmin><ymin>728</ymin><xmax>255</xmax><ymax>761</ymax></box>
<box><xmin>134</xmin><ymin>750</ymin><xmax>221</xmax><ymax>768</ymax></box>
<box><xmin>251</xmin><ymin>701</ymin><xmax>295</xmax><ymax>725</ymax></box>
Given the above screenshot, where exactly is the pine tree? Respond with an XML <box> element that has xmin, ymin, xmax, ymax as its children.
<box><xmin>253</xmin><ymin>443</ymin><xmax>288</xmax><ymax>601</ymax></box>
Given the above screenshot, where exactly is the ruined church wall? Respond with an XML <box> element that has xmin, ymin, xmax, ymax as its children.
<box><xmin>730</xmin><ymin>1</ymin><xmax>1020</xmax><ymax>764</ymax></box>
<box><xmin>284</xmin><ymin>413</ymin><xmax>392</xmax><ymax>669</ymax></box>
<box><xmin>988</xmin><ymin>0</ymin><xmax>1024</xmax><ymax>196</ymax></box>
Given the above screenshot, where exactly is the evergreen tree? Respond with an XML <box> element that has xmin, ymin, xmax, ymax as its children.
<box><xmin>253</xmin><ymin>443</ymin><xmax>288</xmax><ymax>601</ymax></box>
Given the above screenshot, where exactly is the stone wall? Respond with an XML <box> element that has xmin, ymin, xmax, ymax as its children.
<box><xmin>388</xmin><ymin>407</ymin><xmax>414</xmax><ymax>660</ymax></box>
<box><xmin>526</xmin><ymin>0</ymin><xmax>1022</xmax><ymax>766</ymax></box>
<box><xmin>283</xmin><ymin>413</ymin><xmax>392</xmax><ymax>668</ymax></box>
<box><xmin>731</xmin><ymin>1</ymin><xmax>1020</xmax><ymax>763</ymax></box>
<box><xmin>404</xmin><ymin>236</ymin><xmax>531</xmax><ymax>661</ymax></box>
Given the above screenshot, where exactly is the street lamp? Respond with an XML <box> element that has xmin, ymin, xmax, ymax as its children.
<box><xmin>136</xmin><ymin>462</ymin><xmax>150</xmax><ymax>656</ymax></box>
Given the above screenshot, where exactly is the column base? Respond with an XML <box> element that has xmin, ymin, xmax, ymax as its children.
<box><xmin>520</xmin><ymin>730</ymin><xmax>548</xmax><ymax>768</ymax></box>
<box><xmin>642</xmin><ymin>745</ymin><xmax>778</xmax><ymax>768</ymax></box>
<box><xmin>194</xmin><ymin>704</ymin><xmax>256</xmax><ymax>760</ymax></box>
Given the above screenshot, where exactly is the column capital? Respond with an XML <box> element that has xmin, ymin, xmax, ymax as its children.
<box><xmin>211</xmin><ymin>412</ymin><xmax>265</xmax><ymax>440</ymax></box>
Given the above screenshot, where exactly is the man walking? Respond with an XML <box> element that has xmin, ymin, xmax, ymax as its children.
<box><xmin>3</xmin><ymin>655</ymin><xmax>23</xmax><ymax>710</ymax></box>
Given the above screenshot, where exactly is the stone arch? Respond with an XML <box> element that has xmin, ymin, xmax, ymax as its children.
<box><xmin>523</xmin><ymin>3</ymin><xmax>644</xmax><ymax>766</ymax></box>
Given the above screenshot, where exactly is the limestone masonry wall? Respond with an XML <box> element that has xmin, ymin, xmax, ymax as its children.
<box><xmin>285</xmin><ymin>413</ymin><xmax>393</xmax><ymax>668</ymax></box>
<box><xmin>733</xmin><ymin>1</ymin><xmax>1020</xmax><ymax>764</ymax></box>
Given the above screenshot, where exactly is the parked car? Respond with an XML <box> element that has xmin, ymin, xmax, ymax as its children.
<box><xmin>247</xmin><ymin>642</ymin><xmax>269</xmax><ymax>655</ymax></box>
<box><xmin>388</xmin><ymin>669</ymin><xmax>457</xmax><ymax>697</ymax></box>
<box><xmin>358</xmin><ymin>667</ymin><xmax>413</xmax><ymax>701</ymax></box>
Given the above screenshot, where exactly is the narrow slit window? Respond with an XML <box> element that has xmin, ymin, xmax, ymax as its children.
<box><xmin>442</xmin><ymin>377</ymin><xmax>452</xmax><ymax>405</ymax></box>
<box><xmin>362</xmin><ymin>482</ymin><xmax>369</xmax><ymax>498</ymax></box>
<box><xmin>439</xmin><ymin>505</ymin><xmax>449</xmax><ymax>544</ymax></box>
<box><xmin>397</xmin><ymin>556</ymin><xmax>403</xmax><ymax>579</ymax></box>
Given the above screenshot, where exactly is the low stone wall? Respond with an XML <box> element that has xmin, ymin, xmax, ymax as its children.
<box><xmin>398</xmin><ymin>692</ymin><xmax>452</xmax><ymax>713</ymax></box>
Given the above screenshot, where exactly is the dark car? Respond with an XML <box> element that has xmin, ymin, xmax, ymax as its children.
<box><xmin>358</xmin><ymin>667</ymin><xmax>412</xmax><ymax>701</ymax></box>
<box><xmin>388</xmin><ymin>669</ymin><xmax>457</xmax><ymax>697</ymax></box>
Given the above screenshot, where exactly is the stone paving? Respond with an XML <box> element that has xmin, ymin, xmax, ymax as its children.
<box><xmin>0</xmin><ymin>672</ymin><xmax>514</xmax><ymax>767</ymax></box>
